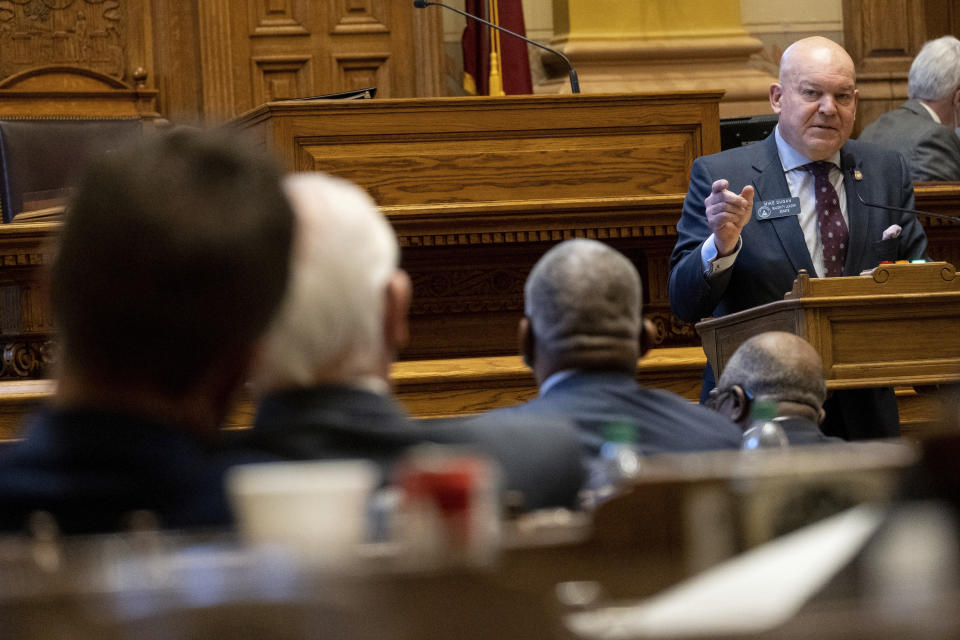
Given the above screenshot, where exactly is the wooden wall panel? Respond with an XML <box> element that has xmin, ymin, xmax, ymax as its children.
<box><xmin>151</xmin><ymin>0</ymin><xmax>202</xmax><ymax>123</ymax></box>
<box><xmin>189</xmin><ymin>0</ymin><xmax>443</xmax><ymax>123</ymax></box>
<box><xmin>330</xmin><ymin>0</ymin><xmax>389</xmax><ymax>34</ymax></box>
<box><xmin>842</xmin><ymin>0</ymin><xmax>954</xmax><ymax>136</ymax></box>
<box><xmin>249</xmin><ymin>0</ymin><xmax>308</xmax><ymax>36</ymax></box>
<box><xmin>0</xmin><ymin>2</ymin><xmax>444</xmax><ymax>123</ymax></box>
<box><xmin>252</xmin><ymin>55</ymin><xmax>311</xmax><ymax>103</ymax></box>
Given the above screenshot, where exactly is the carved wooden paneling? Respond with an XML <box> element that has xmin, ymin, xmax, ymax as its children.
<box><xmin>187</xmin><ymin>0</ymin><xmax>442</xmax><ymax>122</ymax></box>
<box><xmin>252</xmin><ymin>55</ymin><xmax>311</xmax><ymax>103</ymax></box>
<box><xmin>331</xmin><ymin>0</ymin><xmax>389</xmax><ymax>35</ymax></box>
<box><xmin>842</xmin><ymin>0</ymin><xmax>946</xmax><ymax>134</ymax></box>
<box><xmin>0</xmin><ymin>0</ymin><xmax>151</xmax><ymax>89</ymax></box>
<box><xmin>332</xmin><ymin>53</ymin><xmax>387</xmax><ymax>93</ymax></box>
<box><xmin>198</xmin><ymin>0</ymin><xmax>240</xmax><ymax>123</ymax></box>
<box><xmin>151</xmin><ymin>1</ymin><xmax>201</xmax><ymax>123</ymax></box>
<box><xmin>250</xmin><ymin>0</ymin><xmax>308</xmax><ymax>36</ymax></box>
<box><xmin>923</xmin><ymin>0</ymin><xmax>960</xmax><ymax>36</ymax></box>
<box><xmin>0</xmin><ymin>1</ymin><xmax>444</xmax><ymax>123</ymax></box>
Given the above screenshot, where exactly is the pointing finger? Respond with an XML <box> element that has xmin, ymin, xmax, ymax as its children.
<box><xmin>711</xmin><ymin>179</ymin><xmax>729</xmax><ymax>195</ymax></box>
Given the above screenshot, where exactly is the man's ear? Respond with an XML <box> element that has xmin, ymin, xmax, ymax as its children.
<box><xmin>769</xmin><ymin>82</ymin><xmax>784</xmax><ymax>113</ymax></box>
<box><xmin>706</xmin><ymin>385</ymin><xmax>751</xmax><ymax>428</ymax></box>
<box><xmin>519</xmin><ymin>316</ymin><xmax>535</xmax><ymax>368</ymax></box>
<box><xmin>640</xmin><ymin>318</ymin><xmax>657</xmax><ymax>358</ymax></box>
<box><xmin>384</xmin><ymin>269</ymin><xmax>412</xmax><ymax>352</ymax></box>
<box><xmin>816</xmin><ymin>406</ymin><xmax>827</xmax><ymax>426</ymax></box>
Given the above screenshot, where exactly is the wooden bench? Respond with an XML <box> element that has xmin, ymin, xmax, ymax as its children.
<box><xmin>0</xmin><ymin>347</ymin><xmax>945</xmax><ymax>441</ymax></box>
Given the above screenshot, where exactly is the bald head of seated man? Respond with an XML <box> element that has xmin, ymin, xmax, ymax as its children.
<box><xmin>235</xmin><ymin>173</ymin><xmax>585</xmax><ymax>512</ymax></box>
<box><xmin>475</xmin><ymin>237</ymin><xmax>743</xmax><ymax>467</ymax></box>
<box><xmin>708</xmin><ymin>331</ymin><xmax>841</xmax><ymax>445</ymax></box>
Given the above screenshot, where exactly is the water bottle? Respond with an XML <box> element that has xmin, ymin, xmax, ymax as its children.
<box><xmin>583</xmin><ymin>421</ymin><xmax>642</xmax><ymax>507</ymax></box>
<box><xmin>741</xmin><ymin>398</ymin><xmax>789</xmax><ymax>450</ymax></box>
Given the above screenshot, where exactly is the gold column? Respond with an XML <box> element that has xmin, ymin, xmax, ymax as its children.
<box><xmin>542</xmin><ymin>0</ymin><xmax>775</xmax><ymax>118</ymax></box>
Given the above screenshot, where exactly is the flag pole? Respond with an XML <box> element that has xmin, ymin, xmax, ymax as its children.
<box><xmin>487</xmin><ymin>0</ymin><xmax>505</xmax><ymax>96</ymax></box>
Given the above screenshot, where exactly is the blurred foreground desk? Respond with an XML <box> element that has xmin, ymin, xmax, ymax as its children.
<box><xmin>0</xmin><ymin>443</ymin><xmax>918</xmax><ymax>639</ymax></box>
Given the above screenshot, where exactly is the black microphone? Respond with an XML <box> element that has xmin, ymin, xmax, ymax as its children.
<box><xmin>413</xmin><ymin>0</ymin><xmax>580</xmax><ymax>95</ymax></box>
<box><xmin>854</xmin><ymin>191</ymin><xmax>960</xmax><ymax>224</ymax></box>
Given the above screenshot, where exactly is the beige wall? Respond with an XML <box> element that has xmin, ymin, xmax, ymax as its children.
<box><xmin>740</xmin><ymin>0</ymin><xmax>843</xmax><ymax>76</ymax></box>
<box><xmin>441</xmin><ymin>0</ymin><xmax>843</xmax><ymax>95</ymax></box>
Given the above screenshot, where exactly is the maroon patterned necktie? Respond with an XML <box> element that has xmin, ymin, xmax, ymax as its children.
<box><xmin>804</xmin><ymin>161</ymin><xmax>848</xmax><ymax>277</ymax></box>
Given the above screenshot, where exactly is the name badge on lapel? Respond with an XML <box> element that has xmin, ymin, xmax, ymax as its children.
<box><xmin>755</xmin><ymin>197</ymin><xmax>801</xmax><ymax>220</ymax></box>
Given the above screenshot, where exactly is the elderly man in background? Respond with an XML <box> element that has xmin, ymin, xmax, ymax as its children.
<box><xmin>669</xmin><ymin>36</ymin><xmax>928</xmax><ymax>441</ymax></box>
<box><xmin>474</xmin><ymin>237</ymin><xmax>742</xmax><ymax>469</ymax></box>
<box><xmin>859</xmin><ymin>35</ymin><xmax>960</xmax><ymax>182</ymax></box>
<box><xmin>0</xmin><ymin>129</ymin><xmax>294</xmax><ymax>534</ymax></box>
<box><xmin>237</xmin><ymin>173</ymin><xmax>584</xmax><ymax>512</ymax></box>
<box><xmin>707</xmin><ymin>332</ymin><xmax>841</xmax><ymax>445</ymax></box>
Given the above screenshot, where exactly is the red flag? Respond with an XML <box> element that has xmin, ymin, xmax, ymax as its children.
<box><xmin>461</xmin><ymin>0</ymin><xmax>533</xmax><ymax>96</ymax></box>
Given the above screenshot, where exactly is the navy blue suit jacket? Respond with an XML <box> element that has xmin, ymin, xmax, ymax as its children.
<box><xmin>478</xmin><ymin>371</ymin><xmax>743</xmax><ymax>460</ymax></box>
<box><xmin>668</xmin><ymin>134</ymin><xmax>928</xmax><ymax>440</ymax></box>
<box><xmin>0</xmin><ymin>408</ymin><xmax>270</xmax><ymax>534</ymax></box>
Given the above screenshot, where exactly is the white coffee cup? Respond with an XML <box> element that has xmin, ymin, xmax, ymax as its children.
<box><xmin>227</xmin><ymin>459</ymin><xmax>379</xmax><ymax>569</ymax></box>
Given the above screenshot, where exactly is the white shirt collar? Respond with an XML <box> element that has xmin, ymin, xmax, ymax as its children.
<box><xmin>350</xmin><ymin>376</ymin><xmax>391</xmax><ymax>395</ymax></box>
<box><xmin>539</xmin><ymin>369</ymin><xmax>579</xmax><ymax>395</ymax></box>
<box><xmin>918</xmin><ymin>100</ymin><xmax>942</xmax><ymax>124</ymax></box>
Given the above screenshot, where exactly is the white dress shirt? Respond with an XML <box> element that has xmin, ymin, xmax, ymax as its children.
<box><xmin>702</xmin><ymin>125</ymin><xmax>847</xmax><ymax>278</ymax></box>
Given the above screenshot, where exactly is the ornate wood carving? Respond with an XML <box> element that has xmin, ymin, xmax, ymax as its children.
<box><xmin>408</xmin><ymin>266</ymin><xmax>525</xmax><ymax>316</ymax></box>
<box><xmin>1</xmin><ymin>340</ymin><xmax>53</xmax><ymax>378</ymax></box>
<box><xmin>0</xmin><ymin>0</ymin><xmax>129</xmax><ymax>81</ymax></box>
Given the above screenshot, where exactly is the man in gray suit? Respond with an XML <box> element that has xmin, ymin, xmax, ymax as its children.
<box><xmin>859</xmin><ymin>35</ymin><xmax>960</xmax><ymax>182</ymax></box>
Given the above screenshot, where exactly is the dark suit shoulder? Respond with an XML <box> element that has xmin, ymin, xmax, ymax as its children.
<box><xmin>429</xmin><ymin>413</ymin><xmax>585</xmax><ymax>511</ymax></box>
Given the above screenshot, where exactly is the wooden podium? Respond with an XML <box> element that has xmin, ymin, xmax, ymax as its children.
<box><xmin>696</xmin><ymin>262</ymin><xmax>960</xmax><ymax>389</ymax></box>
<box><xmin>230</xmin><ymin>92</ymin><xmax>722</xmax><ymax>358</ymax></box>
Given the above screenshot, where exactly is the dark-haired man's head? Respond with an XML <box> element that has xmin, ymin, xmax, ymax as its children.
<box><xmin>712</xmin><ymin>331</ymin><xmax>827</xmax><ymax>427</ymax></box>
<box><xmin>51</xmin><ymin>128</ymin><xmax>294</xmax><ymax>434</ymax></box>
<box><xmin>520</xmin><ymin>238</ymin><xmax>651</xmax><ymax>384</ymax></box>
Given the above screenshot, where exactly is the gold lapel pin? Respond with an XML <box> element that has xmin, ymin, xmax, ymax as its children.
<box><xmin>853</xmin><ymin>169</ymin><xmax>863</xmax><ymax>181</ymax></box>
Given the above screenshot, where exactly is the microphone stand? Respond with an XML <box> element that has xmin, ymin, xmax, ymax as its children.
<box><xmin>414</xmin><ymin>0</ymin><xmax>580</xmax><ymax>94</ymax></box>
<box><xmin>855</xmin><ymin>192</ymin><xmax>960</xmax><ymax>224</ymax></box>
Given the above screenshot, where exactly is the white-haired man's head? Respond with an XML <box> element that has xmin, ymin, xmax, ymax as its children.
<box><xmin>909</xmin><ymin>36</ymin><xmax>960</xmax><ymax>101</ymax></box>
<box><xmin>521</xmin><ymin>238</ymin><xmax>647</xmax><ymax>383</ymax></box>
<box><xmin>908</xmin><ymin>36</ymin><xmax>960</xmax><ymax>126</ymax></box>
<box><xmin>253</xmin><ymin>172</ymin><xmax>410</xmax><ymax>392</ymax></box>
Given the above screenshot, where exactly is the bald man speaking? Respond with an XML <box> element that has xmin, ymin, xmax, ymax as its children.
<box><xmin>669</xmin><ymin>37</ymin><xmax>928</xmax><ymax>440</ymax></box>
